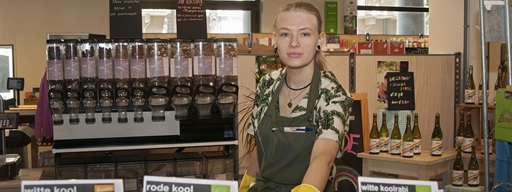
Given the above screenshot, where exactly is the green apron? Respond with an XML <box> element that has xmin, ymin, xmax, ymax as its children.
<box><xmin>249</xmin><ymin>66</ymin><xmax>329</xmax><ymax>192</ymax></box>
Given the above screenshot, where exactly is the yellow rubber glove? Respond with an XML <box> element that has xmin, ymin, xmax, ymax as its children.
<box><xmin>291</xmin><ymin>184</ymin><xmax>320</xmax><ymax>192</ymax></box>
<box><xmin>238</xmin><ymin>171</ymin><xmax>256</xmax><ymax>192</ymax></box>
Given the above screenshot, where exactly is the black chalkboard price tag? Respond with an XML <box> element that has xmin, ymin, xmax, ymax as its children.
<box><xmin>177</xmin><ymin>0</ymin><xmax>207</xmax><ymax>39</ymax></box>
<box><xmin>109</xmin><ymin>0</ymin><xmax>142</xmax><ymax>39</ymax></box>
<box><xmin>387</xmin><ymin>72</ymin><xmax>415</xmax><ymax>110</ymax></box>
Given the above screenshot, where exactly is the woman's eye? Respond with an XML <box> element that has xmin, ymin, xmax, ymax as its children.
<box><xmin>280</xmin><ymin>33</ymin><xmax>289</xmax><ymax>37</ymax></box>
<box><xmin>301</xmin><ymin>33</ymin><xmax>311</xmax><ymax>37</ymax></box>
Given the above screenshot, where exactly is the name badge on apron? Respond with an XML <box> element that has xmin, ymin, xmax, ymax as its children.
<box><xmin>272</xmin><ymin>126</ymin><xmax>313</xmax><ymax>133</ymax></box>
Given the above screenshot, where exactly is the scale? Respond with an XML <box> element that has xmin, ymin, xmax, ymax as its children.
<box><xmin>0</xmin><ymin>112</ymin><xmax>21</xmax><ymax>180</ymax></box>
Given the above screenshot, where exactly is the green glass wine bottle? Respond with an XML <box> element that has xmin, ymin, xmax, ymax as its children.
<box><xmin>412</xmin><ymin>113</ymin><xmax>422</xmax><ymax>155</ymax></box>
<box><xmin>462</xmin><ymin>113</ymin><xmax>474</xmax><ymax>153</ymax></box>
<box><xmin>390</xmin><ymin>114</ymin><xmax>402</xmax><ymax>155</ymax></box>
<box><xmin>468</xmin><ymin>145</ymin><xmax>480</xmax><ymax>187</ymax></box>
<box><xmin>430</xmin><ymin>113</ymin><xmax>443</xmax><ymax>156</ymax></box>
<box><xmin>402</xmin><ymin>114</ymin><xmax>414</xmax><ymax>158</ymax></box>
<box><xmin>379</xmin><ymin>112</ymin><xmax>390</xmax><ymax>153</ymax></box>
<box><xmin>465</xmin><ymin>65</ymin><xmax>476</xmax><ymax>104</ymax></box>
<box><xmin>455</xmin><ymin>111</ymin><xmax>465</xmax><ymax>147</ymax></box>
<box><xmin>369</xmin><ymin>113</ymin><xmax>380</xmax><ymax>154</ymax></box>
<box><xmin>451</xmin><ymin>145</ymin><xmax>464</xmax><ymax>186</ymax></box>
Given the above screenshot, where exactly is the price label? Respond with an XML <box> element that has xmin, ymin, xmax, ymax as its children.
<box><xmin>22</xmin><ymin>179</ymin><xmax>124</xmax><ymax>192</ymax></box>
<box><xmin>359</xmin><ymin>176</ymin><xmax>438</xmax><ymax>192</ymax></box>
<box><xmin>144</xmin><ymin>176</ymin><xmax>238</xmax><ymax>192</ymax></box>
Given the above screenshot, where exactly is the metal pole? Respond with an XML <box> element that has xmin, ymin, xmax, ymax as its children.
<box><xmin>478</xmin><ymin>0</ymin><xmax>490</xmax><ymax>191</ymax></box>
<box><xmin>507</xmin><ymin>0</ymin><xmax>512</xmax><ymax>85</ymax></box>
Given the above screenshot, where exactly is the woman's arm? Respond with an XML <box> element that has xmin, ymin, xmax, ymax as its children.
<box><xmin>301</xmin><ymin>138</ymin><xmax>339</xmax><ymax>191</ymax></box>
<box><xmin>246</xmin><ymin>148</ymin><xmax>260</xmax><ymax>176</ymax></box>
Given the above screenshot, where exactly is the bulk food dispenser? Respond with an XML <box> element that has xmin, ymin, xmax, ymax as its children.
<box><xmin>147</xmin><ymin>39</ymin><xmax>170</xmax><ymax>121</ymax></box>
<box><xmin>46</xmin><ymin>39</ymin><xmax>65</xmax><ymax>125</ymax></box>
<box><xmin>79</xmin><ymin>39</ymin><xmax>98</xmax><ymax>124</ymax></box>
<box><xmin>97</xmin><ymin>39</ymin><xmax>114</xmax><ymax>123</ymax></box>
<box><xmin>169</xmin><ymin>39</ymin><xmax>193</xmax><ymax>120</ymax></box>
<box><xmin>129</xmin><ymin>39</ymin><xmax>147</xmax><ymax>123</ymax></box>
<box><xmin>193</xmin><ymin>39</ymin><xmax>216</xmax><ymax>119</ymax></box>
<box><xmin>63</xmin><ymin>39</ymin><xmax>81</xmax><ymax>125</ymax></box>
<box><xmin>50</xmin><ymin>38</ymin><xmax>240</xmax><ymax>185</ymax></box>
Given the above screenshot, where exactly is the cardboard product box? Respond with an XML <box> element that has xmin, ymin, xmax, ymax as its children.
<box><xmin>357</xmin><ymin>42</ymin><xmax>372</xmax><ymax>54</ymax></box>
<box><xmin>495</xmin><ymin>88</ymin><xmax>512</xmax><ymax>142</ymax></box>
<box><xmin>372</xmin><ymin>41</ymin><xmax>388</xmax><ymax>54</ymax></box>
<box><xmin>389</xmin><ymin>41</ymin><xmax>405</xmax><ymax>54</ymax></box>
<box><xmin>24</xmin><ymin>98</ymin><xmax>38</xmax><ymax>105</ymax></box>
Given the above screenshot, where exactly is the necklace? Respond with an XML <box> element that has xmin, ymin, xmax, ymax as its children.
<box><xmin>286</xmin><ymin>84</ymin><xmax>308</xmax><ymax>108</ymax></box>
<box><xmin>285</xmin><ymin>74</ymin><xmax>312</xmax><ymax>91</ymax></box>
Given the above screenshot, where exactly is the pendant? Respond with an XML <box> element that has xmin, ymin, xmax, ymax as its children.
<box><xmin>288</xmin><ymin>101</ymin><xmax>292</xmax><ymax>108</ymax></box>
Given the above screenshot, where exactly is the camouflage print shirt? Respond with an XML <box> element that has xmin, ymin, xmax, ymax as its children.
<box><xmin>247</xmin><ymin>68</ymin><xmax>354</xmax><ymax>153</ymax></box>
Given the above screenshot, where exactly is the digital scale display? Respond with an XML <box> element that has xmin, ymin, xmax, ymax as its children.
<box><xmin>0</xmin><ymin>113</ymin><xmax>19</xmax><ymax>129</ymax></box>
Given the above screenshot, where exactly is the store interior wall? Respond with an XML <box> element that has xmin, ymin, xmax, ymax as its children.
<box><xmin>0</xmin><ymin>0</ymin><xmax>489</xmax><ymax>105</ymax></box>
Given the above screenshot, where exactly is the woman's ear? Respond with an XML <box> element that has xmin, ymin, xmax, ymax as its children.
<box><xmin>318</xmin><ymin>32</ymin><xmax>326</xmax><ymax>46</ymax></box>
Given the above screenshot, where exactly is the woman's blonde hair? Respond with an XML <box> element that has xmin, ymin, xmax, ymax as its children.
<box><xmin>273</xmin><ymin>1</ymin><xmax>328</xmax><ymax>71</ymax></box>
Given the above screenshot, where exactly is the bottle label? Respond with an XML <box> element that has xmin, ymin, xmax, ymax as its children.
<box><xmin>171</xmin><ymin>58</ymin><xmax>192</xmax><ymax>78</ymax></box>
<box><xmin>465</xmin><ymin>89</ymin><xmax>475</xmax><ymax>103</ymax></box>
<box><xmin>413</xmin><ymin>139</ymin><xmax>421</xmax><ymax>154</ymax></box>
<box><xmin>147</xmin><ymin>57</ymin><xmax>168</xmax><ymax>77</ymax></box>
<box><xmin>130</xmin><ymin>59</ymin><xmax>146</xmax><ymax>79</ymax></box>
<box><xmin>369</xmin><ymin>138</ymin><xmax>380</xmax><ymax>153</ymax></box>
<box><xmin>114</xmin><ymin>59</ymin><xmax>130</xmax><ymax>79</ymax></box>
<box><xmin>478</xmin><ymin>90</ymin><xmax>489</xmax><ymax>104</ymax></box>
<box><xmin>402</xmin><ymin>141</ymin><xmax>414</xmax><ymax>157</ymax></box>
<box><xmin>194</xmin><ymin>56</ymin><xmax>214</xmax><ymax>75</ymax></box>
<box><xmin>390</xmin><ymin>139</ymin><xmax>402</xmax><ymax>154</ymax></box>
<box><xmin>431</xmin><ymin>140</ymin><xmax>443</xmax><ymax>155</ymax></box>
<box><xmin>451</xmin><ymin>170</ymin><xmax>464</xmax><ymax>186</ymax></box>
<box><xmin>80</xmin><ymin>57</ymin><xmax>97</xmax><ymax>78</ymax></box>
<box><xmin>47</xmin><ymin>60</ymin><xmax>64</xmax><ymax>80</ymax></box>
<box><xmin>468</xmin><ymin>170</ymin><xmax>480</xmax><ymax>186</ymax></box>
<box><xmin>98</xmin><ymin>59</ymin><xmax>113</xmax><ymax>79</ymax></box>
<box><xmin>64</xmin><ymin>59</ymin><xmax>80</xmax><ymax>80</ymax></box>
<box><xmin>481</xmin><ymin>139</ymin><xmax>493</xmax><ymax>154</ymax></box>
<box><xmin>380</xmin><ymin>137</ymin><xmax>390</xmax><ymax>152</ymax></box>
<box><xmin>462</xmin><ymin>138</ymin><xmax>474</xmax><ymax>153</ymax></box>
<box><xmin>455</xmin><ymin>136</ymin><xmax>464</xmax><ymax>147</ymax></box>
<box><xmin>217</xmin><ymin>57</ymin><xmax>238</xmax><ymax>76</ymax></box>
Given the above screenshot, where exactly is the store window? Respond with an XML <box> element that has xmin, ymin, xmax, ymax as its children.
<box><xmin>357</xmin><ymin>0</ymin><xmax>429</xmax><ymax>35</ymax></box>
<box><xmin>141</xmin><ymin>0</ymin><xmax>259</xmax><ymax>33</ymax></box>
<box><xmin>0</xmin><ymin>45</ymin><xmax>14</xmax><ymax>100</ymax></box>
<box><xmin>142</xmin><ymin>9</ymin><xmax>251</xmax><ymax>33</ymax></box>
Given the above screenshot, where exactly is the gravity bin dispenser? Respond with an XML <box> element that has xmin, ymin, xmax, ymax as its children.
<box><xmin>46</xmin><ymin>38</ymin><xmax>239</xmax><ymax>150</ymax></box>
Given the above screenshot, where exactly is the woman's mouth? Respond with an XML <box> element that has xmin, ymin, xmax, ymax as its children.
<box><xmin>287</xmin><ymin>52</ymin><xmax>302</xmax><ymax>58</ymax></box>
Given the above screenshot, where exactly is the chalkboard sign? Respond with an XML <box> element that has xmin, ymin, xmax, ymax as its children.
<box><xmin>387</xmin><ymin>72</ymin><xmax>415</xmax><ymax>110</ymax></box>
<box><xmin>334</xmin><ymin>99</ymin><xmax>364</xmax><ymax>192</ymax></box>
<box><xmin>177</xmin><ymin>0</ymin><xmax>207</xmax><ymax>39</ymax></box>
<box><xmin>109</xmin><ymin>0</ymin><xmax>142</xmax><ymax>39</ymax></box>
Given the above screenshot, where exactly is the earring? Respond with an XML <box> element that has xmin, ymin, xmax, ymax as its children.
<box><xmin>274</xmin><ymin>47</ymin><xmax>278</xmax><ymax>54</ymax></box>
<box><xmin>317</xmin><ymin>44</ymin><xmax>321</xmax><ymax>50</ymax></box>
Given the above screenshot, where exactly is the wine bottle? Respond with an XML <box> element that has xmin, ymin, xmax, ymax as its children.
<box><xmin>402</xmin><ymin>114</ymin><xmax>414</xmax><ymax>158</ymax></box>
<box><xmin>481</xmin><ymin>126</ymin><xmax>493</xmax><ymax>154</ymax></box>
<box><xmin>465</xmin><ymin>65</ymin><xmax>476</xmax><ymax>104</ymax></box>
<box><xmin>493</xmin><ymin>65</ymin><xmax>503</xmax><ymax>105</ymax></box>
<box><xmin>478</xmin><ymin>78</ymin><xmax>489</xmax><ymax>105</ymax></box>
<box><xmin>430</xmin><ymin>113</ymin><xmax>443</xmax><ymax>156</ymax></box>
<box><xmin>467</xmin><ymin>145</ymin><xmax>480</xmax><ymax>187</ymax></box>
<box><xmin>390</xmin><ymin>114</ymin><xmax>402</xmax><ymax>155</ymax></box>
<box><xmin>412</xmin><ymin>113</ymin><xmax>422</xmax><ymax>155</ymax></box>
<box><xmin>462</xmin><ymin>113</ymin><xmax>474</xmax><ymax>153</ymax></box>
<box><xmin>369</xmin><ymin>113</ymin><xmax>380</xmax><ymax>154</ymax></box>
<box><xmin>452</xmin><ymin>145</ymin><xmax>464</xmax><ymax>186</ymax></box>
<box><xmin>455</xmin><ymin>111</ymin><xmax>465</xmax><ymax>147</ymax></box>
<box><xmin>379</xmin><ymin>112</ymin><xmax>390</xmax><ymax>153</ymax></box>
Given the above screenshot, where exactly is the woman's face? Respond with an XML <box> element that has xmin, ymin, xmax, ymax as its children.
<box><xmin>274</xmin><ymin>11</ymin><xmax>323</xmax><ymax>70</ymax></box>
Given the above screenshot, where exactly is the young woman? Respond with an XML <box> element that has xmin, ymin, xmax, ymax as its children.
<box><xmin>240</xmin><ymin>2</ymin><xmax>353</xmax><ymax>192</ymax></box>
